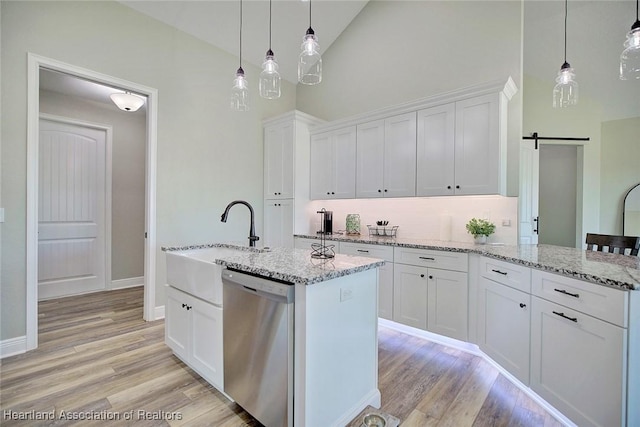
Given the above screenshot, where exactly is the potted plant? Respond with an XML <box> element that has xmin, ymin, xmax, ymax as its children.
<box><xmin>465</xmin><ymin>218</ymin><xmax>496</xmax><ymax>244</ymax></box>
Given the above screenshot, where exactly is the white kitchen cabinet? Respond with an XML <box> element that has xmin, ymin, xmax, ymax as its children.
<box><xmin>263</xmin><ymin>199</ymin><xmax>294</xmax><ymax>249</ymax></box>
<box><xmin>309</xmin><ymin>126</ymin><xmax>357</xmax><ymax>200</ymax></box>
<box><xmin>356</xmin><ymin>112</ymin><xmax>417</xmax><ymax>198</ymax></box>
<box><xmin>477</xmin><ymin>276</ymin><xmax>531</xmax><ymax>384</ymax></box>
<box><xmin>165</xmin><ymin>285</ymin><xmax>223</xmax><ymax>390</ymax></box>
<box><xmin>393</xmin><ymin>263</ymin><xmax>428</xmax><ymax>329</ymax></box>
<box><xmin>264</xmin><ymin>121</ymin><xmax>294</xmax><ymax>199</ymax></box>
<box><xmin>416</xmin><ymin>103</ymin><xmax>455</xmax><ymax>196</ymax></box>
<box><xmin>339</xmin><ymin>242</ymin><xmax>394</xmax><ymax>320</ymax></box>
<box><xmin>417</xmin><ymin>92</ymin><xmax>508</xmax><ymax>196</ymax></box>
<box><xmin>530</xmin><ymin>295</ymin><xmax>626</xmax><ymax>427</ymax></box>
<box><xmin>263</xmin><ymin>111</ymin><xmax>323</xmax><ymax>247</ymax></box>
<box><xmin>427</xmin><ymin>268</ymin><xmax>468</xmax><ymax>341</ymax></box>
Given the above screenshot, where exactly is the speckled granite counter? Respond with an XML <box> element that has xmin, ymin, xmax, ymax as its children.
<box><xmin>163</xmin><ymin>243</ymin><xmax>384</xmax><ymax>285</ymax></box>
<box><xmin>295</xmin><ymin>234</ymin><xmax>640</xmax><ymax>291</ymax></box>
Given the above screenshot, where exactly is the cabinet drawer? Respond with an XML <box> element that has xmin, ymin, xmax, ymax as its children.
<box><xmin>294</xmin><ymin>237</ymin><xmax>322</xmax><ymax>251</ymax></box>
<box><xmin>394</xmin><ymin>247</ymin><xmax>467</xmax><ymax>272</ymax></box>
<box><xmin>340</xmin><ymin>242</ymin><xmax>394</xmax><ymax>262</ymax></box>
<box><xmin>531</xmin><ymin>270</ymin><xmax>628</xmax><ymax>327</ymax></box>
<box><xmin>479</xmin><ymin>256</ymin><xmax>531</xmax><ymax>293</ymax></box>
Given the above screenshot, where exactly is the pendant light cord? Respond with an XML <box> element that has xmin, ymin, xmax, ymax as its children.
<box><xmin>563</xmin><ymin>0</ymin><xmax>568</xmax><ymax>63</ymax></box>
<box><xmin>309</xmin><ymin>0</ymin><xmax>312</xmax><ymax>28</ymax></box>
<box><xmin>269</xmin><ymin>0</ymin><xmax>272</xmax><ymax>50</ymax></box>
<box><xmin>239</xmin><ymin>0</ymin><xmax>243</xmax><ymax>68</ymax></box>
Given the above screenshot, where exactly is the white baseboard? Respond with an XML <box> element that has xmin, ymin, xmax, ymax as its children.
<box><xmin>1</xmin><ymin>335</ymin><xmax>27</xmax><ymax>359</ymax></box>
<box><xmin>333</xmin><ymin>388</ymin><xmax>381</xmax><ymax>427</ymax></box>
<box><xmin>111</xmin><ymin>276</ymin><xmax>144</xmax><ymax>290</ymax></box>
<box><xmin>154</xmin><ymin>305</ymin><xmax>165</xmax><ymax>320</ymax></box>
<box><xmin>379</xmin><ymin>319</ymin><xmax>576</xmax><ymax>427</ymax></box>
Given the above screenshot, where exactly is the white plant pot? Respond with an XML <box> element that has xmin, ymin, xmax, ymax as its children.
<box><xmin>474</xmin><ymin>235</ymin><xmax>487</xmax><ymax>245</ymax></box>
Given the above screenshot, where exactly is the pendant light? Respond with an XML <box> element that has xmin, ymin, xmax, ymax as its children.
<box><xmin>552</xmin><ymin>0</ymin><xmax>578</xmax><ymax>108</ymax></box>
<box><xmin>259</xmin><ymin>0</ymin><xmax>281</xmax><ymax>99</ymax></box>
<box><xmin>231</xmin><ymin>0</ymin><xmax>249</xmax><ymax>111</ymax></box>
<box><xmin>298</xmin><ymin>0</ymin><xmax>322</xmax><ymax>85</ymax></box>
<box><xmin>620</xmin><ymin>0</ymin><xmax>640</xmax><ymax>80</ymax></box>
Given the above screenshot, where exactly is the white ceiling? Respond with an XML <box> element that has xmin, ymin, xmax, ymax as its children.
<box><xmin>39</xmin><ymin>1</ymin><xmax>639</xmax><ymax>121</ymax></box>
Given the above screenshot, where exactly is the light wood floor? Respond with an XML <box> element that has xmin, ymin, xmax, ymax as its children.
<box><xmin>0</xmin><ymin>287</ymin><xmax>564</xmax><ymax>426</ymax></box>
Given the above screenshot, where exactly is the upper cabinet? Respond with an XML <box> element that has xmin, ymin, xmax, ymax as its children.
<box><xmin>310</xmin><ymin>126</ymin><xmax>357</xmax><ymax>200</ymax></box>
<box><xmin>356</xmin><ymin>112</ymin><xmax>417</xmax><ymax>198</ymax></box>
<box><xmin>309</xmin><ymin>77</ymin><xmax>517</xmax><ymax>200</ymax></box>
<box><xmin>264</xmin><ymin>121</ymin><xmax>294</xmax><ymax>199</ymax></box>
<box><xmin>417</xmin><ymin>93</ymin><xmax>506</xmax><ymax>196</ymax></box>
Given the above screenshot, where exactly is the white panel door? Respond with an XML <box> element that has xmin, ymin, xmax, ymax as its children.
<box><xmin>309</xmin><ymin>132</ymin><xmax>333</xmax><ymax>199</ymax></box>
<box><xmin>356</xmin><ymin>119</ymin><xmax>385</xmax><ymax>198</ymax></box>
<box><xmin>38</xmin><ymin>118</ymin><xmax>107</xmax><ymax>299</ymax></box>
<box><xmin>416</xmin><ymin>103</ymin><xmax>455</xmax><ymax>196</ymax></box>
<box><xmin>427</xmin><ymin>269</ymin><xmax>468</xmax><ymax>341</ymax></box>
<box><xmin>519</xmin><ymin>139</ymin><xmax>540</xmax><ymax>244</ymax></box>
<box><xmin>383</xmin><ymin>112</ymin><xmax>417</xmax><ymax>197</ymax></box>
<box><xmin>454</xmin><ymin>94</ymin><xmax>499</xmax><ymax>195</ymax></box>
<box><xmin>393</xmin><ymin>263</ymin><xmax>428</xmax><ymax>329</ymax></box>
<box><xmin>331</xmin><ymin>126</ymin><xmax>357</xmax><ymax>199</ymax></box>
<box><xmin>264</xmin><ymin>122</ymin><xmax>294</xmax><ymax>199</ymax></box>
<box><xmin>263</xmin><ymin>199</ymin><xmax>294</xmax><ymax>249</ymax></box>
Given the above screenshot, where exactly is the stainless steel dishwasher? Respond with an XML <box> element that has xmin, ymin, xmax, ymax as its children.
<box><xmin>222</xmin><ymin>269</ymin><xmax>294</xmax><ymax>427</ymax></box>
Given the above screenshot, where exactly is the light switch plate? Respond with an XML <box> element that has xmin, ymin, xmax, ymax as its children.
<box><xmin>340</xmin><ymin>288</ymin><xmax>354</xmax><ymax>302</ymax></box>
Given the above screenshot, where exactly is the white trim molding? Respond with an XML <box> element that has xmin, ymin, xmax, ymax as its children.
<box><xmin>26</xmin><ymin>53</ymin><xmax>159</xmax><ymax>352</ymax></box>
<box><xmin>1</xmin><ymin>336</ymin><xmax>27</xmax><ymax>359</ymax></box>
<box><xmin>154</xmin><ymin>305</ymin><xmax>165</xmax><ymax>320</ymax></box>
<box><xmin>111</xmin><ymin>277</ymin><xmax>144</xmax><ymax>290</ymax></box>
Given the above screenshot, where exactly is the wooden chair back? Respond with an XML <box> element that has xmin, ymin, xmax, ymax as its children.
<box><xmin>585</xmin><ymin>233</ymin><xmax>640</xmax><ymax>256</ymax></box>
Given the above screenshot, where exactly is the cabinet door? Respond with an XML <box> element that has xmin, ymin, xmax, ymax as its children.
<box><xmin>190</xmin><ymin>296</ymin><xmax>224</xmax><ymax>389</ymax></box>
<box><xmin>393</xmin><ymin>263</ymin><xmax>428</xmax><ymax>329</ymax></box>
<box><xmin>356</xmin><ymin>120</ymin><xmax>385</xmax><ymax>198</ymax></box>
<box><xmin>165</xmin><ymin>286</ymin><xmax>190</xmax><ymax>360</ymax></box>
<box><xmin>454</xmin><ymin>93</ymin><xmax>500</xmax><ymax>195</ymax></box>
<box><xmin>416</xmin><ymin>104</ymin><xmax>455</xmax><ymax>196</ymax></box>
<box><xmin>383</xmin><ymin>112</ymin><xmax>416</xmax><ymax>197</ymax></box>
<box><xmin>427</xmin><ymin>269</ymin><xmax>468</xmax><ymax>341</ymax></box>
<box><xmin>264</xmin><ymin>122</ymin><xmax>294</xmax><ymax>199</ymax></box>
<box><xmin>478</xmin><ymin>277</ymin><xmax>531</xmax><ymax>384</ymax></box>
<box><xmin>331</xmin><ymin>126</ymin><xmax>357</xmax><ymax>199</ymax></box>
<box><xmin>531</xmin><ymin>296</ymin><xmax>625</xmax><ymax>427</ymax></box>
<box><xmin>310</xmin><ymin>132</ymin><xmax>333</xmax><ymax>199</ymax></box>
<box><xmin>378</xmin><ymin>263</ymin><xmax>394</xmax><ymax>320</ymax></box>
<box><xmin>264</xmin><ymin>200</ymin><xmax>294</xmax><ymax>249</ymax></box>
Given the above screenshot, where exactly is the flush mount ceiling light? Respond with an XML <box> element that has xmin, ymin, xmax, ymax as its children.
<box><xmin>231</xmin><ymin>0</ymin><xmax>249</xmax><ymax>111</ymax></box>
<box><xmin>260</xmin><ymin>0</ymin><xmax>281</xmax><ymax>99</ymax></box>
<box><xmin>110</xmin><ymin>92</ymin><xmax>145</xmax><ymax>112</ymax></box>
<box><xmin>552</xmin><ymin>0</ymin><xmax>578</xmax><ymax>108</ymax></box>
<box><xmin>298</xmin><ymin>0</ymin><xmax>322</xmax><ymax>85</ymax></box>
<box><xmin>620</xmin><ymin>0</ymin><xmax>640</xmax><ymax>79</ymax></box>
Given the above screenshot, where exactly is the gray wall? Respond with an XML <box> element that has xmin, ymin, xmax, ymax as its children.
<box><xmin>40</xmin><ymin>90</ymin><xmax>146</xmax><ymax>282</ymax></box>
<box><xmin>1</xmin><ymin>1</ymin><xmax>296</xmax><ymax>341</ymax></box>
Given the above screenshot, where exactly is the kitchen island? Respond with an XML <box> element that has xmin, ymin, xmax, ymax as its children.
<box><xmin>164</xmin><ymin>244</ymin><xmax>384</xmax><ymax>427</ymax></box>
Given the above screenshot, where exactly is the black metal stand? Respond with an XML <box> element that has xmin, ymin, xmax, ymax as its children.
<box><xmin>311</xmin><ymin>208</ymin><xmax>335</xmax><ymax>259</ymax></box>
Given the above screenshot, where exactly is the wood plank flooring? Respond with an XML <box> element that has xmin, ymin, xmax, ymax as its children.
<box><xmin>1</xmin><ymin>287</ymin><xmax>564</xmax><ymax>426</ymax></box>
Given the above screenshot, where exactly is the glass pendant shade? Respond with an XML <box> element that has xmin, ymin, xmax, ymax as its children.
<box><xmin>553</xmin><ymin>63</ymin><xmax>579</xmax><ymax>108</ymax></box>
<box><xmin>620</xmin><ymin>23</ymin><xmax>640</xmax><ymax>80</ymax></box>
<box><xmin>298</xmin><ymin>28</ymin><xmax>322</xmax><ymax>85</ymax></box>
<box><xmin>110</xmin><ymin>92</ymin><xmax>145</xmax><ymax>112</ymax></box>
<box><xmin>260</xmin><ymin>51</ymin><xmax>281</xmax><ymax>99</ymax></box>
<box><xmin>230</xmin><ymin>68</ymin><xmax>249</xmax><ymax>111</ymax></box>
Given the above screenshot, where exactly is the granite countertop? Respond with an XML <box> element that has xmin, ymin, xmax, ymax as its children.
<box><xmin>295</xmin><ymin>234</ymin><xmax>640</xmax><ymax>291</ymax></box>
<box><xmin>162</xmin><ymin>243</ymin><xmax>384</xmax><ymax>285</ymax></box>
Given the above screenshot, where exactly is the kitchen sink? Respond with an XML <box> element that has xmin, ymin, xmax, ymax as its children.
<box><xmin>165</xmin><ymin>244</ymin><xmax>261</xmax><ymax>305</ymax></box>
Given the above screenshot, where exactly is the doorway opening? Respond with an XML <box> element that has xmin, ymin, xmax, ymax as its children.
<box><xmin>26</xmin><ymin>53</ymin><xmax>159</xmax><ymax>351</ymax></box>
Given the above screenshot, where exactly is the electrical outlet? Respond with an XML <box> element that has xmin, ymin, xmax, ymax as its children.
<box><xmin>340</xmin><ymin>288</ymin><xmax>354</xmax><ymax>302</ymax></box>
<box><xmin>502</xmin><ymin>219</ymin><xmax>511</xmax><ymax>227</ymax></box>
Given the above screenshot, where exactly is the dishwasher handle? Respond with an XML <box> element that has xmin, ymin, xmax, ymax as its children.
<box><xmin>222</xmin><ymin>269</ymin><xmax>294</xmax><ymax>303</ymax></box>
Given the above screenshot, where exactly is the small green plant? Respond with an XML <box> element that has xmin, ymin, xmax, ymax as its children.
<box><xmin>465</xmin><ymin>218</ymin><xmax>496</xmax><ymax>237</ymax></box>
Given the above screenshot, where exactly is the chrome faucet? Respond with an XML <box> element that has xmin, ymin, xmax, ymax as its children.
<box><xmin>220</xmin><ymin>200</ymin><xmax>260</xmax><ymax>247</ymax></box>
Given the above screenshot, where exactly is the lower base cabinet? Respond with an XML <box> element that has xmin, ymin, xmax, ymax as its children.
<box><xmin>165</xmin><ymin>285</ymin><xmax>224</xmax><ymax>390</ymax></box>
<box><xmin>477</xmin><ymin>276</ymin><xmax>531</xmax><ymax>384</ymax></box>
<box><xmin>393</xmin><ymin>263</ymin><xmax>468</xmax><ymax>341</ymax></box>
<box><xmin>530</xmin><ymin>295</ymin><xmax>626</xmax><ymax>427</ymax></box>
